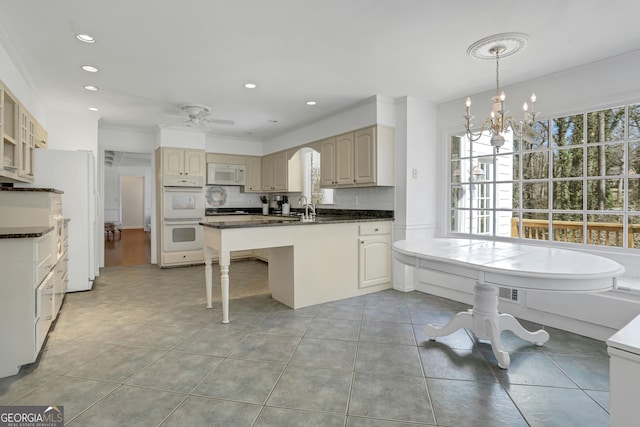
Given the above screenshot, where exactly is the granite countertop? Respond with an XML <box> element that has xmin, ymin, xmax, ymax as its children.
<box><xmin>0</xmin><ymin>226</ymin><xmax>54</xmax><ymax>239</ymax></box>
<box><xmin>0</xmin><ymin>186</ymin><xmax>63</xmax><ymax>193</ymax></box>
<box><xmin>201</xmin><ymin>215</ymin><xmax>393</xmax><ymax>229</ymax></box>
<box><xmin>206</xmin><ymin>207</ymin><xmax>393</xmax><ymax>217</ymax></box>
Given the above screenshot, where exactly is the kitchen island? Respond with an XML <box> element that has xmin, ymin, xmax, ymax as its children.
<box><xmin>201</xmin><ymin>214</ymin><xmax>393</xmax><ymax>323</ymax></box>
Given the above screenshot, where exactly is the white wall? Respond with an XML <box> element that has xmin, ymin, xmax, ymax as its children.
<box><xmin>393</xmin><ymin>97</ymin><xmax>438</xmax><ymax>241</ymax></box>
<box><xmin>263</xmin><ymin>96</ymin><xmax>380</xmax><ymax>154</ymax></box>
<box><xmin>0</xmin><ymin>38</ymin><xmax>46</xmax><ymax>125</ymax></box>
<box><xmin>206</xmin><ymin>134</ymin><xmax>264</xmax><ymax>156</ymax></box>
<box><xmin>156</xmin><ymin>127</ymin><xmax>206</xmax><ymax>149</ymax></box>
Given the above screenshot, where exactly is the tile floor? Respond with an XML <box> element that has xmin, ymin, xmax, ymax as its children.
<box><xmin>0</xmin><ymin>261</ymin><xmax>611</xmax><ymax>426</ymax></box>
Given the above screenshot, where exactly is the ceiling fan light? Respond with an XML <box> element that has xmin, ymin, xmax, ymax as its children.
<box><xmin>76</xmin><ymin>33</ymin><xmax>95</xmax><ymax>43</ymax></box>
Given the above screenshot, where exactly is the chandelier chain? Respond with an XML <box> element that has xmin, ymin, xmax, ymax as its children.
<box><xmin>495</xmin><ymin>48</ymin><xmax>500</xmax><ymax>96</ymax></box>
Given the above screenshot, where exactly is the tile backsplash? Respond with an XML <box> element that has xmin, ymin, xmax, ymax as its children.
<box><xmin>207</xmin><ymin>185</ymin><xmax>395</xmax><ymax>211</ymax></box>
<box><xmin>205</xmin><ymin>186</ymin><xmax>263</xmax><ymax>209</ymax></box>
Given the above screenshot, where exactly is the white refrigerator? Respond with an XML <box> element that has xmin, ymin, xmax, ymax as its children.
<box><xmin>28</xmin><ymin>149</ymin><xmax>99</xmax><ymax>291</ymax></box>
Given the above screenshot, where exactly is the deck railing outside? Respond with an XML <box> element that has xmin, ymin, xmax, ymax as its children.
<box><xmin>511</xmin><ymin>218</ymin><xmax>640</xmax><ymax>248</ymax></box>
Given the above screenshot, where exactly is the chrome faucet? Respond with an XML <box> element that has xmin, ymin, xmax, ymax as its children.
<box><xmin>298</xmin><ymin>196</ymin><xmax>315</xmax><ymax>222</ymax></box>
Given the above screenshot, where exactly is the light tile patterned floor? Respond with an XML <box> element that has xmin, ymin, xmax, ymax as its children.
<box><xmin>0</xmin><ymin>261</ymin><xmax>611</xmax><ymax>426</ymax></box>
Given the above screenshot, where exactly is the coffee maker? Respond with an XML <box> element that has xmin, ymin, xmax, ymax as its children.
<box><xmin>270</xmin><ymin>195</ymin><xmax>283</xmax><ymax>214</ymax></box>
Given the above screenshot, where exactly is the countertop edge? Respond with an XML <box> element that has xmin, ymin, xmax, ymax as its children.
<box><xmin>201</xmin><ymin>217</ymin><xmax>393</xmax><ymax>229</ymax></box>
<box><xmin>0</xmin><ymin>225</ymin><xmax>55</xmax><ymax>239</ymax></box>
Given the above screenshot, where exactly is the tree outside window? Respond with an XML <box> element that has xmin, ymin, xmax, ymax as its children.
<box><xmin>450</xmin><ymin>103</ymin><xmax>640</xmax><ymax>250</ymax></box>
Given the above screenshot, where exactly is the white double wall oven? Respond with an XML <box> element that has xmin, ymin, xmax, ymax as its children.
<box><xmin>161</xmin><ymin>179</ymin><xmax>204</xmax><ymax>254</ymax></box>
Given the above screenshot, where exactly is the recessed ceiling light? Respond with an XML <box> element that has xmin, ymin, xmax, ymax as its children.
<box><xmin>76</xmin><ymin>34</ymin><xmax>95</xmax><ymax>44</ymax></box>
<box><xmin>88</xmin><ymin>107</ymin><xmax>99</xmax><ymax>112</ymax></box>
<box><xmin>306</xmin><ymin>101</ymin><xmax>317</xmax><ymax>106</ymax></box>
<box><xmin>244</xmin><ymin>83</ymin><xmax>257</xmax><ymax>89</ymax></box>
<box><xmin>82</xmin><ymin>65</ymin><xmax>98</xmax><ymax>73</ymax></box>
<box><xmin>83</xmin><ymin>85</ymin><xmax>99</xmax><ymax>91</ymax></box>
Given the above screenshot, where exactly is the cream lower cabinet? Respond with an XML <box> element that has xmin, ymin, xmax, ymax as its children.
<box><xmin>358</xmin><ymin>222</ymin><xmax>392</xmax><ymax>289</ymax></box>
<box><xmin>0</xmin><ymin>230</ymin><xmax>58</xmax><ymax>378</ymax></box>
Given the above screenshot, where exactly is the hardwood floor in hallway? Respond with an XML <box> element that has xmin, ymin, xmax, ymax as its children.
<box><xmin>104</xmin><ymin>228</ymin><xmax>151</xmax><ymax>267</ymax></box>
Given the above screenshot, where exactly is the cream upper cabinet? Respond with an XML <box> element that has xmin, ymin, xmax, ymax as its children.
<box><xmin>319</xmin><ymin>137</ymin><xmax>336</xmax><ymax>186</ymax></box>
<box><xmin>261</xmin><ymin>150</ymin><xmax>302</xmax><ymax>192</ymax></box>
<box><xmin>244</xmin><ymin>156</ymin><xmax>262</xmax><ymax>192</ymax></box>
<box><xmin>162</xmin><ymin>148</ymin><xmax>205</xmax><ymax>177</ymax></box>
<box><xmin>184</xmin><ymin>150</ymin><xmax>205</xmax><ymax>176</ymax></box>
<box><xmin>18</xmin><ymin>105</ymin><xmax>35</xmax><ymax>182</ymax></box>
<box><xmin>272</xmin><ymin>151</ymin><xmax>288</xmax><ymax>190</ymax></box>
<box><xmin>206</xmin><ymin>153</ymin><xmax>246</xmax><ymax>165</ymax></box>
<box><xmin>354</xmin><ymin>127</ymin><xmax>375</xmax><ymax>185</ymax></box>
<box><xmin>1</xmin><ymin>84</ymin><xmax>19</xmax><ymax>182</ymax></box>
<box><xmin>335</xmin><ymin>132</ymin><xmax>355</xmax><ymax>185</ymax></box>
<box><xmin>35</xmin><ymin>119</ymin><xmax>47</xmax><ymax>148</ymax></box>
<box><xmin>0</xmin><ymin>80</ymin><xmax>46</xmax><ymax>183</ymax></box>
<box><xmin>320</xmin><ymin>125</ymin><xmax>394</xmax><ymax>188</ymax></box>
<box><xmin>261</xmin><ymin>154</ymin><xmax>275</xmax><ymax>191</ymax></box>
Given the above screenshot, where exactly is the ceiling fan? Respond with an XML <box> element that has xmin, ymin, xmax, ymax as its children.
<box><xmin>161</xmin><ymin>104</ymin><xmax>235</xmax><ymax>130</ymax></box>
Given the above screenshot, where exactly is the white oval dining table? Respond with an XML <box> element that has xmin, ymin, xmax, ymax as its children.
<box><xmin>393</xmin><ymin>238</ymin><xmax>626</xmax><ymax>369</ymax></box>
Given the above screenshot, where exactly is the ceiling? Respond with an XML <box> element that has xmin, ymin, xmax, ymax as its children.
<box><xmin>1</xmin><ymin>0</ymin><xmax>640</xmax><ymax>140</ymax></box>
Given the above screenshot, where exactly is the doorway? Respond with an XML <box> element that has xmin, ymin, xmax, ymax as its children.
<box><xmin>103</xmin><ymin>151</ymin><xmax>153</xmax><ymax>267</ymax></box>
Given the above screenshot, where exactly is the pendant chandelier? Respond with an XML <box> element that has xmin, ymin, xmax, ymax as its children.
<box><xmin>463</xmin><ymin>33</ymin><xmax>539</xmax><ymax>151</ymax></box>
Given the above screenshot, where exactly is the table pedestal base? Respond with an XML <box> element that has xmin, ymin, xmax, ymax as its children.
<box><xmin>425</xmin><ymin>283</ymin><xmax>549</xmax><ymax>369</ymax></box>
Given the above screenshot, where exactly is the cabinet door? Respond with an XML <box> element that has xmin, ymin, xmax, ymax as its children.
<box><xmin>35</xmin><ymin>120</ymin><xmax>47</xmax><ymax>148</ymax></box>
<box><xmin>1</xmin><ymin>87</ymin><xmax>19</xmax><ymax>178</ymax></box>
<box><xmin>261</xmin><ymin>154</ymin><xmax>274</xmax><ymax>191</ymax></box>
<box><xmin>18</xmin><ymin>106</ymin><xmax>34</xmax><ymax>181</ymax></box>
<box><xmin>163</xmin><ymin>148</ymin><xmax>185</xmax><ymax>175</ymax></box>
<box><xmin>272</xmin><ymin>151</ymin><xmax>288</xmax><ymax>190</ymax></box>
<box><xmin>358</xmin><ymin>234</ymin><xmax>391</xmax><ymax>288</ymax></box>
<box><xmin>335</xmin><ymin>132</ymin><xmax>354</xmax><ymax>185</ymax></box>
<box><xmin>184</xmin><ymin>150</ymin><xmax>205</xmax><ymax>176</ymax></box>
<box><xmin>244</xmin><ymin>156</ymin><xmax>262</xmax><ymax>192</ymax></box>
<box><xmin>354</xmin><ymin>127</ymin><xmax>376</xmax><ymax>185</ymax></box>
<box><xmin>319</xmin><ymin>137</ymin><xmax>336</xmax><ymax>186</ymax></box>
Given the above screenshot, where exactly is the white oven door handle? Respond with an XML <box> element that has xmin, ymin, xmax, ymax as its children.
<box><xmin>163</xmin><ymin>187</ymin><xmax>202</xmax><ymax>193</ymax></box>
<box><xmin>163</xmin><ymin>218</ymin><xmax>202</xmax><ymax>225</ymax></box>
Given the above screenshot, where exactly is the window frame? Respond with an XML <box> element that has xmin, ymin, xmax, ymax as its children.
<box><xmin>447</xmin><ymin>102</ymin><xmax>640</xmax><ymax>256</ymax></box>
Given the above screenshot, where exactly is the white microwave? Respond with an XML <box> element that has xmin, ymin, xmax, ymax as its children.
<box><xmin>207</xmin><ymin>163</ymin><xmax>246</xmax><ymax>185</ymax></box>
